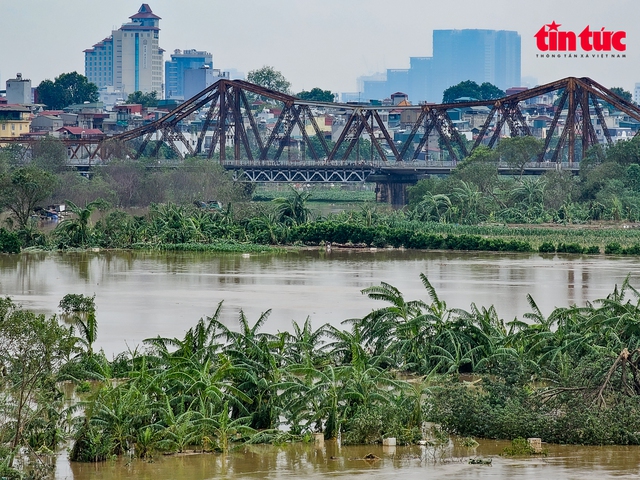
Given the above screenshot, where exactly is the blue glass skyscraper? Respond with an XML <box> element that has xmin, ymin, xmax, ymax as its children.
<box><xmin>361</xmin><ymin>29</ymin><xmax>521</xmax><ymax>103</ymax></box>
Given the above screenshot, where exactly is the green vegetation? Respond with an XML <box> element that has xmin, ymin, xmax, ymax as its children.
<box><xmin>6</xmin><ymin>274</ymin><xmax>640</xmax><ymax>477</ymax></box>
<box><xmin>296</xmin><ymin>88</ymin><xmax>335</xmax><ymax>103</ymax></box>
<box><xmin>4</xmin><ymin>133</ymin><xmax>640</xmax><ymax>255</ymax></box>
<box><xmin>35</xmin><ymin>72</ymin><xmax>99</xmax><ymax>110</ymax></box>
<box><xmin>126</xmin><ymin>90</ymin><xmax>159</xmax><ymax>107</ymax></box>
<box><xmin>247</xmin><ymin>66</ymin><xmax>291</xmax><ymax>94</ymax></box>
<box><xmin>254</xmin><ymin>186</ymin><xmax>375</xmax><ymax>203</ymax></box>
<box><xmin>408</xmin><ymin>137</ymin><xmax>640</xmax><ymax>225</ymax></box>
<box><xmin>442</xmin><ymin>80</ymin><xmax>505</xmax><ymax>103</ymax></box>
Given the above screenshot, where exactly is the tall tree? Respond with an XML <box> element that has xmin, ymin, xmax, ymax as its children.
<box><xmin>496</xmin><ymin>136</ymin><xmax>544</xmax><ymax>180</ymax></box>
<box><xmin>0</xmin><ymin>298</ymin><xmax>74</xmax><ymax>468</ymax></box>
<box><xmin>296</xmin><ymin>88</ymin><xmax>335</xmax><ymax>103</ymax></box>
<box><xmin>478</xmin><ymin>82</ymin><xmax>505</xmax><ymax>100</ymax></box>
<box><xmin>442</xmin><ymin>80</ymin><xmax>504</xmax><ymax>103</ymax></box>
<box><xmin>610</xmin><ymin>87</ymin><xmax>633</xmax><ymax>103</ymax></box>
<box><xmin>247</xmin><ymin>66</ymin><xmax>291</xmax><ymax>94</ymax></box>
<box><xmin>31</xmin><ymin>136</ymin><xmax>68</xmax><ymax>173</ymax></box>
<box><xmin>126</xmin><ymin>90</ymin><xmax>159</xmax><ymax>108</ymax></box>
<box><xmin>36</xmin><ymin>72</ymin><xmax>99</xmax><ymax>110</ymax></box>
<box><xmin>0</xmin><ymin>167</ymin><xmax>57</xmax><ymax>229</ymax></box>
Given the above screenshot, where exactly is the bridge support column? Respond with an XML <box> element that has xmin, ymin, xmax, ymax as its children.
<box><xmin>368</xmin><ymin>172</ymin><xmax>421</xmax><ymax>207</ymax></box>
<box><xmin>375</xmin><ymin>181</ymin><xmax>412</xmax><ymax>207</ymax></box>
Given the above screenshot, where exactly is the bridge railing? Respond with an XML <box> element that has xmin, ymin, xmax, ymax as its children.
<box><xmin>217</xmin><ymin>159</ymin><xmax>581</xmax><ymax>171</ymax></box>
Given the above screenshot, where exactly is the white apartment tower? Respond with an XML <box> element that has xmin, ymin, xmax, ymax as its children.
<box><xmin>84</xmin><ymin>4</ymin><xmax>164</xmax><ymax>96</ymax></box>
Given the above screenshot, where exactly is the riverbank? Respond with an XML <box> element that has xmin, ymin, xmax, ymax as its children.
<box><xmin>8</xmin><ymin>217</ymin><xmax>640</xmax><ymax>256</ymax></box>
<box><xmin>4</xmin><ymin>253</ymin><xmax>640</xmax><ymax>478</ymax></box>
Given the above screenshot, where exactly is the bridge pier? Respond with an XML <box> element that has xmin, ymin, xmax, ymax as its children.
<box><xmin>368</xmin><ymin>172</ymin><xmax>421</xmax><ymax>207</ymax></box>
<box><xmin>375</xmin><ymin>181</ymin><xmax>413</xmax><ymax>207</ymax></box>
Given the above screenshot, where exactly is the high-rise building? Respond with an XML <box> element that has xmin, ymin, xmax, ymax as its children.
<box><xmin>84</xmin><ymin>37</ymin><xmax>113</xmax><ymax>89</ymax></box>
<box><xmin>165</xmin><ymin>49</ymin><xmax>213</xmax><ymax>99</ymax></box>
<box><xmin>431</xmin><ymin>29</ymin><xmax>521</xmax><ymax>101</ymax></box>
<box><xmin>357</xmin><ymin>29</ymin><xmax>521</xmax><ymax>103</ymax></box>
<box><xmin>84</xmin><ymin>4</ymin><xmax>164</xmax><ymax>96</ymax></box>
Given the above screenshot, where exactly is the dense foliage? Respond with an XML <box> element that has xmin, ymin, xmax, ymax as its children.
<box><xmin>6</xmin><ymin>275</ymin><xmax>640</xmax><ymax>477</ymax></box>
<box><xmin>247</xmin><ymin>66</ymin><xmax>291</xmax><ymax>94</ymax></box>
<box><xmin>3</xmin><ymin>134</ymin><xmax>640</xmax><ymax>255</ymax></box>
<box><xmin>442</xmin><ymin>80</ymin><xmax>505</xmax><ymax>103</ymax></box>
<box><xmin>35</xmin><ymin>72</ymin><xmax>99</xmax><ymax>110</ymax></box>
<box><xmin>407</xmin><ymin>136</ymin><xmax>640</xmax><ymax>225</ymax></box>
<box><xmin>296</xmin><ymin>88</ymin><xmax>335</xmax><ymax>103</ymax></box>
<box><xmin>126</xmin><ymin>91</ymin><xmax>159</xmax><ymax>107</ymax></box>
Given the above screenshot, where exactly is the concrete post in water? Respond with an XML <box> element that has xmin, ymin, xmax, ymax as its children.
<box><xmin>313</xmin><ymin>433</ymin><xmax>324</xmax><ymax>446</ymax></box>
<box><xmin>382</xmin><ymin>437</ymin><xmax>396</xmax><ymax>454</ymax></box>
<box><xmin>527</xmin><ymin>438</ymin><xmax>542</xmax><ymax>453</ymax></box>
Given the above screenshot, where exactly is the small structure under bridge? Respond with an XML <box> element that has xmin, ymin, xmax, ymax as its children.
<box><xmin>4</xmin><ymin>76</ymin><xmax>640</xmax><ymax>205</ymax></box>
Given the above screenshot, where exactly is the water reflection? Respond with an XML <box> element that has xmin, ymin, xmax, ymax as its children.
<box><xmin>61</xmin><ymin>440</ymin><xmax>640</xmax><ymax>480</ymax></box>
<box><xmin>1</xmin><ymin>250</ymin><xmax>640</xmax><ymax>357</ymax></box>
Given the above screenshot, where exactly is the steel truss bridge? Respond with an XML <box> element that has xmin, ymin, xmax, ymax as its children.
<box><xmin>6</xmin><ymin>76</ymin><xmax>640</xmax><ymax>163</ymax></box>
<box><xmin>4</xmin><ymin>76</ymin><xmax>640</xmax><ymax>203</ymax></box>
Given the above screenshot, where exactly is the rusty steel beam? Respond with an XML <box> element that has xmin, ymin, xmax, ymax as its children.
<box><xmin>195</xmin><ymin>92</ymin><xmax>220</xmax><ymax>155</ymax></box>
<box><xmin>25</xmin><ymin>75</ymin><xmax>636</xmax><ymax>166</ymax></box>
<box><xmin>274</xmin><ymin>108</ymin><xmax>296</xmax><ymax>160</ymax></box>
<box><xmin>239</xmin><ymin>89</ymin><xmax>265</xmax><ymax>155</ymax></box>
<box><xmin>358</xmin><ymin>111</ymin><xmax>387</xmax><ymax>161</ymax></box>
<box><xmin>340</xmin><ymin>112</ymin><xmax>368</xmax><ymax>161</ymax></box>
<box><xmin>373</xmin><ymin>110</ymin><xmax>400</xmax><ymax>160</ymax></box>
<box><xmin>567</xmin><ymin>79</ymin><xmax>577</xmax><ymax>163</ymax></box>
<box><xmin>303</xmin><ymin>105</ymin><xmax>330</xmax><ymax>157</ymax></box>
<box><xmin>328</xmin><ymin>111</ymin><xmax>357</xmax><ymax>161</ymax></box>
<box><xmin>411</xmin><ymin>114</ymin><xmax>437</xmax><ymax>161</ymax></box>
<box><xmin>539</xmin><ymin>89</ymin><xmax>569</xmax><ymax>162</ymax></box>
<box><xmin>590</xmin><ymin>93</ymin><xmax>613</xmax><ymax>146</ymax></box>
<box><xmin>398</xmin><ymin>109</ymin><xmax>427</xmax><ymax>161</ymax></box>
<box><xmin>289</xmin><ymin>105</ymin><xmax>320</xmax><ymax>161</ymax></box>
<box><xmin>262</xmin><ymin>104</ymin><xmax>290</xmax><ymax>160</ymax></box>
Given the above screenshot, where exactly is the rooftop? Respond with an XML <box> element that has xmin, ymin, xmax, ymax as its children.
<box><xmin>130</xmin><ymin>4</ymin><xmax>161</xmax><ymax>20</ymax></box>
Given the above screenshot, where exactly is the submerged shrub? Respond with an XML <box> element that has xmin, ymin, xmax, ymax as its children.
<box><xmin>556</xmin><ymin>242</ymin><xmax>584</xmax><ymax>254</ymax></box>
<box><xmin>605</xmin><ymin>242</ymin><xmax>624</xmax><ymax>255</ymax></box>
<box><xmin>0</xmin><ymin>228</ymin><xmax>21</xmax><ymax>254</ymax></box>
<box><xmin>538</xmin><ymin>241</ymin><xmax>556</xmax><ymax>253</ymax></box>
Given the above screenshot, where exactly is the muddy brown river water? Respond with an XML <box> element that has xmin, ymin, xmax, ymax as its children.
<box><xmin>58</xmin><ymin>440</ymin><xmax>640</xmax><ymax>479</ymax></box>
<box><xmin>2</xmin><ymin>249</ymin><xmax>640</xmax><ymax>357</ymax></box>
<box><xmin>3</xmin><ymin>249</ymin><xmax>640</xmax><ymax>478</ymax></box>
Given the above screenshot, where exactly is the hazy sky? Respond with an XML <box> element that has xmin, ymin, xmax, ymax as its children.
<box><xmin>2</xmin><ymin>0</ymin><xmax>638</xmax><ymax>94</ymax></box>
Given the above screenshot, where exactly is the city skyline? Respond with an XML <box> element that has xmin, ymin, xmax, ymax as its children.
<box><xmin>1</xmin><ymin>0</ymin><xmax>638</xmax><ymax>96</ymax></box>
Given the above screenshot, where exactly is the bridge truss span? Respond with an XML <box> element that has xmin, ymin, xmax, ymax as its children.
<box><xmin>108</xmin><ymin>76</ymin><xmax>640</xmax><ymax>165</ymax></box>
<box><xmin>3</xmin><ymin>76</ymin><xmax>640</xmax><ymax>169</ymax></box>
<box><xmin>230</xmin><ymin>164</ymin><xmax>376</xmax><ymax>183</ymax></box>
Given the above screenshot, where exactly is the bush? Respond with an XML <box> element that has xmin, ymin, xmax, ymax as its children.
<box><xmin>622</xmin><ymin>244</ymin><xmax>640</xmax><ymax>255</ymax></box>
<box><xmin>585</xmin><ymin>245</ymin><xmax>600</xmax><ymax>255</ymax></box>
<box><xmin>0</xmin><ymin>228</ymin><xmax>21</xmax><ymax>253</ymax></box>
<box><xmin>502</xmin><ymin>437</ymin><xmax>538</xmax><ymax>456</ymax></box>
<box><xmin>538</xmin><ymin>241</ymin><xmax>556</xmax><ymax>253</ymax></box>
<box><xmin>605</xmin><ymin>242</ymin><xmax>624</xmax><ymax>255</ymax></box>
<box><xmin>342</xmin><ymin>404</ymin><xmax>422</xmax><ymax>445</ymax></box>
<box><xmin>429</xmin><ymin>378</ymin><xmax>640</xmax><ymax>445</ymax></box>
<box><xmin>556</xmin><ymin>242</ymin><xmax>584</xmax><ymax>254</ymax></box>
